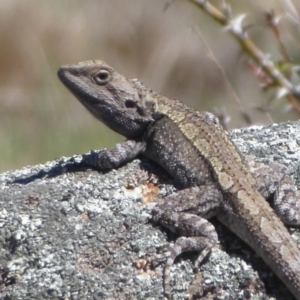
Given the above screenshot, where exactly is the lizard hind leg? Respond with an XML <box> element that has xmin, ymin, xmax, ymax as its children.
<box><xmin>152</xmin><ymin>185</ymin><xmax>221</xmax><ymax>298</ymax></box>
<box><xmin>162</xmin><ymin>219</ymin><xmax>218</xmax><ymax>298</ymax></box>
<box><xmin>247</xmin><ymin>158</ymin><xmax>300</xmax><ymax>225</ymax></box>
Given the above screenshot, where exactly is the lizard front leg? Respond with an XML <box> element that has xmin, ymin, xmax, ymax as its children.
<box><xmin>81</xmin><ymin>140</ymin><xmax>146</xmax><ymax>169</ymax></box>
<box><xmin>248</xmin><ymin>159</ymin><xmax>300</xmax><ymax>225</ymax></box>
<box><xmin>152</xmin><ymin>184</ymin><xmax>222</xmax><ymax>298</ymax></box>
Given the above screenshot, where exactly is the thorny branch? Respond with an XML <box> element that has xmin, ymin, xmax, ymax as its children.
<box><xmin>184</xmin><ymin>0</ymin><xmax>300</xmax><ymax>112</ymax></box>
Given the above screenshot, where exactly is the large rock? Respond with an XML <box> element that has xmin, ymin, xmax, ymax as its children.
<box><xmin>1</xmin><ymin>121</ymin><xmax>300</xmax><ymax>300</ymax></box>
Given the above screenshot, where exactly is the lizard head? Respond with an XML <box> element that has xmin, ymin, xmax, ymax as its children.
<box><xmin>58</xmin><ymin>60</ymin><xmax>157</xmax><ymax>138</ymax></box>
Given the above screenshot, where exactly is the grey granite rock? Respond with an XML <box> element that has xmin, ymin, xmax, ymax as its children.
<box><xmin>1</xmin><ymin>120</ymin><xmax>300</xmax><ymax>300</ymax></box>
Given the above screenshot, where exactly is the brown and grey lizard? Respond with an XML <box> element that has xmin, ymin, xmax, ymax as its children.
<box><xmin>58</xmin><ymin>60</ymin><xmax>300</xmax><ymax>299</ymax></box>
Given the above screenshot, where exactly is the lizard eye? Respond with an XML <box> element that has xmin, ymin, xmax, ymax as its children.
<box><xmin>94</xmin><ymin>69</ymin><xmax>111</xmax><ymax>85</ymax></box>
<box><xmin>125</xmin><ymin>99</ymin><xmax>136</xmax><ymax>109</ymax></box>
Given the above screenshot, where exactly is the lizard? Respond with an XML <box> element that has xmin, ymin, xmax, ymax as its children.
<box><xmin>57</xmin><ymin>60</ymin><xmax>300</xmax><ymax>299</ymax></box>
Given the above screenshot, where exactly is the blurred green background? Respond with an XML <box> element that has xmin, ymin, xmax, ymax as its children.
<box><xmin>1</xmin><ymin>0</ymin><xmax>300</xmax><ymax>172</ymax></box>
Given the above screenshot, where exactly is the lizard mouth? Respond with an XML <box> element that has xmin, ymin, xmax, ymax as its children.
<box><xmin>58</xmin><ymin>64</ymin><xmax>101</xmax><ymax>104</ymax></box>
<box><xmin>57</xmin><ymin>64</ymin><xmax>82</xmax><ymax>92</ymax></box>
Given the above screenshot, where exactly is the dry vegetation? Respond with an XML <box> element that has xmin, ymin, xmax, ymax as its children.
<box><xmin>0</xmin><ymin>0</ymin><xmax>300</xmax><ymax>172</ymax></box>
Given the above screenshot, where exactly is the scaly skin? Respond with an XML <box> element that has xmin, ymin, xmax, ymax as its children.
<box><xmin>58</xmin><ymin>60</ymin><xmax>300</xmax><ymax>299</ymax></box>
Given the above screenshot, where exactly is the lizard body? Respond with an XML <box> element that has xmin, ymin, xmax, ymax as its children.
<box><xmin>58</xmin><ymin>60</ymin><xmax>300</xmax><ymax>299</ymax></box>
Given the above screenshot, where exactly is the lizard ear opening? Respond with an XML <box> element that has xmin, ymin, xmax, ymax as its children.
<box><xmin>125</xmin><ymin>99</ymin><xmax>136</xmax><ymax>109</ymax></box>
<box><xmin>93</xmin><ymin>69</ymin><xmax>112</xmax><ymax>85</ymax></box>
